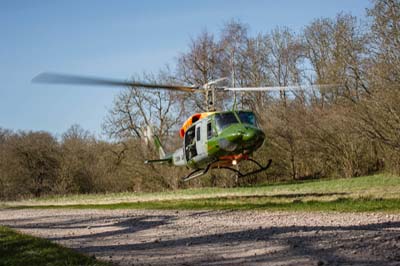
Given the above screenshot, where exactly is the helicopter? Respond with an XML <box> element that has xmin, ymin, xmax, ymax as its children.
<box><xmin>32</xmin><ymin>72</ymin><xmax>309</xmax><ymax>181</ymax></box>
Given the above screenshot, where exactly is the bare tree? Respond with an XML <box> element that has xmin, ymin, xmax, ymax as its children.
<box><xmin>103</xmin><ymin>72</ymin><xmax>186</xmax><ymax>142</ymax></box>
<box><xmin>7</xmin><ymin>131</ymin><xmax>60</xmax><ymax>197</ymax></box>
<box><xmin>177</xmin><ymin>31</ymin><xmax>223</xmax><ymax>111</ymax></box>
<box><xmin>304</xmin><ymin>14</ymin><xmax>369</xmax><ymax>106</ymax></box>
<box><xmin>267</xmin><ymin>27</ymin><xmax>304</xmax><ymax>104</ymax></box>
<box><xmin>368</xmin><ymin>0</ymin><xmax>400</xmax><ymax>85</ymax></box>
<box><xmin>218</xmin><ymin>20</ymin><xmax>249</xmax><ymax>108</ymax></box>
<box><xmin>102</xmin><ymin>72</ymin><xmax>187</xmax><ymax>189</ymax></box>
<box><xmin>349</xmin><ymin>0</ymin><xmax>400</xmax><ymax>174</ymax></box>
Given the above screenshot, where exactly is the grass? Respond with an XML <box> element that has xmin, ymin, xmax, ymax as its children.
<box><xmin>3</xmin><ymin>174</ymin><xmax>400</xmax><ymax>212</ymax></box>
<box><xmin>19</xmin><ymin>197</ymin><xmax>400</xmax><ymax>212</ymax></box>
<box><xmin>0</xmin><ymin>226</ymin><xmax>111</xmax><ymax>266</ymax></box>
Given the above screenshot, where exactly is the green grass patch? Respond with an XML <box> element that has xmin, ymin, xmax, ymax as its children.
<box><xmin>0</xmin><ymin>226</ymin><xmax>111</xmax><ymax>266</ymax></box>
<box><xmin>4</xmin><ymin>174</ymin><xmax>400</xmax><ymax>212</ymax></box>
<box><xmin>12</xmin><ymin>196</ymin><xmax>400</xmax><ymax>213</ymax></box>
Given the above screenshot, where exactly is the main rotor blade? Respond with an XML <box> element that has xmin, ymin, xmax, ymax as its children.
<box><xmin>224</xmin><ymin>84</ymin><xmax>335</xmax><ymax>91</ymax></box>
<box><xmin>32</xmin><ymin>72</ymin><xmax>199</xmax><ymax>92</ymax></box>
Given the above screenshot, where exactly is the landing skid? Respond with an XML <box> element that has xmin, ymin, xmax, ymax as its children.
<box><xmin>219</xmin><ymin>159</ymin><xmax>272</xmax><ymax>178</ymax></box>
<box><xmin>181</xmin><ymin>159</ymin><xmax>272</xmax><ymax>182</ymax></box>
<box><xmin>181</xmin><ymin>163</ymin><xmax>214</xmax><ymax>182</ymax></box>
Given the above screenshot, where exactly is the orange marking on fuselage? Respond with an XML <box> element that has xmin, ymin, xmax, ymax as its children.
<box><xmin>179</xmin><ymin>112</ymin><xmax>215</xmax><ymax>138</ymax></box>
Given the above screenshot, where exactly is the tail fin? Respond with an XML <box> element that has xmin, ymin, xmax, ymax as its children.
<box><xmin>143</xmin><ymin>126</ymin><xmax>166</xmax><ymax>159</ymax></box>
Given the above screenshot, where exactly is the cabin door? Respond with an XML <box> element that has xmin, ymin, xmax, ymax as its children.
<box><xmin>184</xmin><ymin>125</ymin><xmax>197</xmax><ymax>161</ymax></box>
<box><xmin>195</xmin><ymin>121</ymin><xmax>207</xmax><ymax>157</ymax></box>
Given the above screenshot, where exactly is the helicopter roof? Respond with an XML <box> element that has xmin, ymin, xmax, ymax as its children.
<box><xmin>179</xmin><ymin>112</ymin><xmax>215</xmax><ymax>138</ymax></box>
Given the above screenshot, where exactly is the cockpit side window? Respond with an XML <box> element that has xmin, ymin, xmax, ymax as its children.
<box><xmin>238</xmin><ymin>111</ymin><xmax>257</xmax><ymax>127</ymax></box>
<box><xmin>196</xmin><ymin>127</ymin><xmax>201</xmax><ymax>141</ymax></box>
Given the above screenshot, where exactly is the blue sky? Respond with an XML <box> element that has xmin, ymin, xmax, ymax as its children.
<box><xmin>0</xmin><ymin>0</ymin><xmax>370</xmax><ymax>138</ymax></box>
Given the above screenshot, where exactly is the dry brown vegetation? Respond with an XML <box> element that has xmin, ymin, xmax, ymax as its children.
<box><xmin>0</xmin><ymin>0</ymin><xmax>399</xmax><ymax>200</ymax></box>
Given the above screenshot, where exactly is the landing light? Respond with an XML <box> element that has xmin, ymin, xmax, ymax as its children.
<box><xmin>232</xmin><ymin>160</ymin><xmax>237</xmax><ymax>166</ymax></box>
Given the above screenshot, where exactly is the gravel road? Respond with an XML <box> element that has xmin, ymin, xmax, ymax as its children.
<box><xmin>1</xmin><ymin>209</ymin><xmax>400</xmax><ymax>266</ymax></box>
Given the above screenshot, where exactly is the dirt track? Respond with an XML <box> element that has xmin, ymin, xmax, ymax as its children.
<box><xmin>1</xmin><ymin>209</ymin><xmax>400</xmax><ymax>266</ymax></box>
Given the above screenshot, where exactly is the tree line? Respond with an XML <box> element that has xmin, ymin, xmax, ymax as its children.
<box><xmin>1</xmin><ymin>0</ymin><xmax>399</xmax><ymax>200</ymax></box>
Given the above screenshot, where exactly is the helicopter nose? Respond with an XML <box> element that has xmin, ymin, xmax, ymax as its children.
<box><xmin>242</xmin><ymin>127</ymin><xmax>265</xmax><ymax>147</ymax></box>
<box><xmin>242</xmin><ymin>128</ymin><xmax>256</xmax><ymax>141</ymax></box>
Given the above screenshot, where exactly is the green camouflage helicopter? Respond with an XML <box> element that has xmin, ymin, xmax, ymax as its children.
<box><xmin>33</xmin><ymin>73</ymin><xmax>306</xmax><ymax>181</ymax></box>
